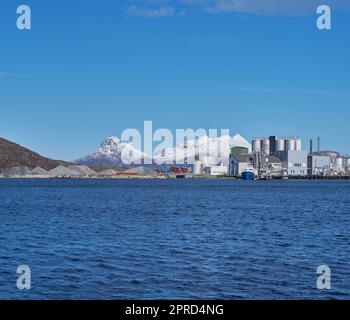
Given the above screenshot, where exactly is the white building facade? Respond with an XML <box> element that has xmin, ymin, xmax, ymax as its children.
<box><xmin>275</xmin><ymin>150</ymin><xmax>308</xmax><ymax>176</ymax></box>
<box><xmin>203</xmin><ymin>165</ymin><xmax>228</xmax><ymax>176</ymax></box>
<box><xmin>308</xmin><ymin>155</ymin><xmax>332</xmax><ymax>175</ymax></box>
<box><xmin>229</xmin><ymin>155</ymin><xmax>253</xmax><ymax>176</ymax></box>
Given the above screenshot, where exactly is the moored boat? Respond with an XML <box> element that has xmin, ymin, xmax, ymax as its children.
<box><xmin>242</xmin><ymin>165</ymin><xmax>256</xmax><ymax>180</ymax></box>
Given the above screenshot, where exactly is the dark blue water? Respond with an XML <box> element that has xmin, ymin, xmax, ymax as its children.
<box><xmin>0</xmin><ymin>179</ymin><xmax>349</xmax><ymax>300</ymax></box>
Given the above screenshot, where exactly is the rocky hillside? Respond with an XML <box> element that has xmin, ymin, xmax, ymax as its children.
<box><xmin>0</xmin><ymin>137</ymin><xmax>70</xmax><ymax>170</ymax></box>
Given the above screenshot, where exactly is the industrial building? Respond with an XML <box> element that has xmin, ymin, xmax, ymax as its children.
<box><xmin>231</xmin><ymin>146</ymin><xmax>249</xmax><ymax>156</ymax></box>
<box><xmin>346</xmin><ymin>157</ymin><xmax>350</xmax><ymax>175</ymax></box>
<box><xmin>189</xmin><ymin>135</ymin><xmax>350</xmax><ymax>179</ymax></box>
<box><xmin>252</xmin><ymin>136</ymin><xmax>302</xmax><ymax>154</ymax></box>
<box><xmin>229</xmin><ymin>154</ymin><xmax>254</xmax><ymax>176</ymax></box>
<box><xmin>308</xmin><ymin>154</ymin><xmax>332</xmax><ymax>175</ymax></box>
<box><xmin>308</xmin><ymin>151</ymin><xmax>350</xmax><ymax>176</ymax></box>
<box><xmin>228</xmin><ymin>146</ymin><xmax>252</xmax><ymax>176</ymax></box>
<box><xmin>251</xmin><ymin>136</ymin><xmax>307</xmax><ymax>176</ymax></box>
<box><xmin>192</xmin><ymin>144</ymin><xmax>250</xmax><ymax>177</ymax></box>
<box><xmin>275</xmin><ymin>150</ymin><xmax>308</xmax><ymax>176</ymax></box>
<box><xmin>203</xmin><ymin>165</ymin><xmax>228</xmax><ymax>176</ymax></box>
<box><xmin>229</xmin><ymin>152</ymin><xmax>282</xmax><ymax>177</ymax></box>
<box><xmin>307</xmin><ymin>137</ymin><xmax>349</xmax><ymax>176</ymax></box>
<box><xmin>254</xmin><ymin>154</ymin><xmax>282</xmax><ymax>178</ymax></box>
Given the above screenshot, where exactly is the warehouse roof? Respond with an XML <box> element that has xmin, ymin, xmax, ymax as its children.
<box><xmin>231</xmin><ymin>155</ymin><xmax>253</xmax><ymax>163</ymax></box>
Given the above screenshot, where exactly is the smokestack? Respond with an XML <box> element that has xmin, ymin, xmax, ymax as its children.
<box><xmin>310</xmin><ymin>139</ymin><xmax>313</xmax><ymax>154</ymax></box>
<box><xmin>317</xmin><ymin>137</ymin><xmax>320</xmax><ymax>153</ymax></box>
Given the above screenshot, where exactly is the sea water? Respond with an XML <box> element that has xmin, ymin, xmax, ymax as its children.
<box><xmin>0</xmin><ymin>179</ymin><xmax>349</xmax><ymax>299</ymax></box>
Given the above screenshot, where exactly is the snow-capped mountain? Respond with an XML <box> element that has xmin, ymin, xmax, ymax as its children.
<box><xmin>75</xmin><ymin>137</ymin><xmax>151</xmax><ymax>166</ymax></box>
<box><xmin>76</xmin><ymin>134</ymin><xmax>251</xmax><ymax>167</ymax></box>
<box><xmin>153</xmin><ymin>134</ymin><xmax>251</xmax><ymax>166</ymax></box>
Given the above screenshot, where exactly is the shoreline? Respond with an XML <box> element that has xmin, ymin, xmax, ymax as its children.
<box><xmin>1</xmin><ymin>175</ymin><xmax>350</xmax><ymax>180</ymax></box>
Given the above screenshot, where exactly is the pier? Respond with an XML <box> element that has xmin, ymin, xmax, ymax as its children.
<box><xmin>257</xmin><ymin>175</ymin><xmax>350</xmax><ymax>181</ymax></box>
<box><xmin>301</xmin><ymin>175</ymin><xmax>350</xmax><ymax>180</ymax></box>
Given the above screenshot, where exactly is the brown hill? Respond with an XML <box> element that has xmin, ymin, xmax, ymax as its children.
<box><xmin>0</xmin><ymin>137</ymin><xmax>70</xmax><ymax>170</ymax></box>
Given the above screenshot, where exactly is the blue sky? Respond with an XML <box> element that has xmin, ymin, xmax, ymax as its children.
<box><xmin>0</xmin><ymin>0</ymin><xmax>349</xmax><ymax>160</ymax></box>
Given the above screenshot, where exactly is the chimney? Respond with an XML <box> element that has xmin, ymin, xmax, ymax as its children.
<box><xmin>310</xmin><ymin>139</ymin><xmax>313</xmax><ymax>154</ymax></box>
<box><xmin>317</xmin><ymin>137</ymin><xmax>320</xmax><ymax>153</ymax></box>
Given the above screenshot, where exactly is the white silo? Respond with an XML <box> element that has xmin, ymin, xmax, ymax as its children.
<box><xmin>287</xmin><ymin>139</ymin><xmax>296</xmax><ymax>151</ymax></box>
<box><xmin>193</xmin><ymin>160</ymin><xmax>202</xmax><ymax>175</ymax></box>
<box><xmin>261</xmin><ymin>138</ymin><xmax>270</xmax><ymax>155</ymax></box>
<box><xmin>276</xmin><ymin>139</ymin><xmax>285</xmax><ymax>152</ymax></box>
<box><xmin>295</xmin><ymin>138</ymin><xmax>302</xmax><ymax>151</ymax></box>
<box><xmin>336</xmin><ymin>157</ymin><xmax>343</xmax><ymax>172</ymax></box>
<box><xmin>201</xmin><ymin>156</ymin><xmax>216</xmax><ymax>167</ymax></box>
<box><xmin>347</xmin><ymin>158</ymin><xmax>350</xmax><ymax>168</ymax></box>
<box><xmin>252</xmin><ymin>139</ymin><xmax>261</xmax><ymax>152</ymax></box>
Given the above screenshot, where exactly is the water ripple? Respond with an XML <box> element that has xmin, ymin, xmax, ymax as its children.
<box><xmin>0</xmin><ymin>179</ymin><xmax>349</xmax><ymax>299</ymax></box>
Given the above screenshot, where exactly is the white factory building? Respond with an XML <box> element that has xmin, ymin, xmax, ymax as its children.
<box><xmin>229</xmin><ymin>154</ymin><xmax>254</xmax><ymax>176</ymax></box>
<box><xmin>252</xmin><ymin>136</ymin><xmax>302</xmax><ymax>155</ymax></box>
<box><xmin>229</xmin><ymin>153</ymin><xmax>282</xmax><ymax>177</ymax></box>
<box><xmin>203</xmin><ymin>165</ymin><xmax>228</xmax><ymax>176</ymax></box>
<box><xmin>308</xmin><ymin>154</ymin><xmax>332</xmax><ymax>175</ymax></box>
<box><xmin>252</xmin><ymin>136</ymin><xmax>307</xmax><ymax>176</ymax></box>
<box><xmin>275</xmin><ymin>150</ymin><xmax>308</xmax><ymax>176</ymax></box>
<box><xmin>308</xmin><ymin>151</ymin><xmax>350</xmax><ymax>176</ymax></box>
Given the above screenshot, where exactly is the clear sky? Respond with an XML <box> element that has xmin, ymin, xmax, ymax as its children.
<box><xmin>0</xmin><ymin>0</ymin><xmax>349</xmax><ymax>161</ymax></box>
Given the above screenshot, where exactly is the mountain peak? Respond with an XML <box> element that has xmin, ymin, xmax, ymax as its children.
<box><xmin>76</xmin><ymin>134</ymin><xmax>251</xmax><ymax>167</ymax></box>
<box><xmin>101</xmin><ymin>136</ymin><xmax>121</xmax><ymax>147</ymax></box>
<box><xmin>99</xmin><ymin>136</ymin><xmax>123</xmax><ymax>155</ymax></box>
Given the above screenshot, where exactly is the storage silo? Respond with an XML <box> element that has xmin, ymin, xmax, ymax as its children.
<box><xmin>347</xmin><ymin>158</ymin><xmax>350</xmax><ymax>173</ymax></box>
<box><xmin>336</xmin><ymin>157</ymin><xmax>343</xmax><ymax>172</ymax></box>
<box><xmin>261</xmin><ymin>138</ymin><xmax>270</xmax><ymax>155</ymax></box>
<box><xmin>296</xmin><ymin>138</ymin><xmax>302</xmax><ymax>151</ymax></box>
<box><xmin>193</xmin><ymin>160</ymin><xmax>202</xmax><ymax>175</ymax></box>
<box><xmin>287</xmin><ymin>139</ymin><xmax>296</xmax><ymax>151</ymax></box>
<box><xmin>252</xmin><ymin>139</ymin><xmax>261</xmax><ymax>152</ymax></box>
<box><xmin>276</xmin><ymin>139</ymin><xmax>285</xmax><ymax>152</ymax></box>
